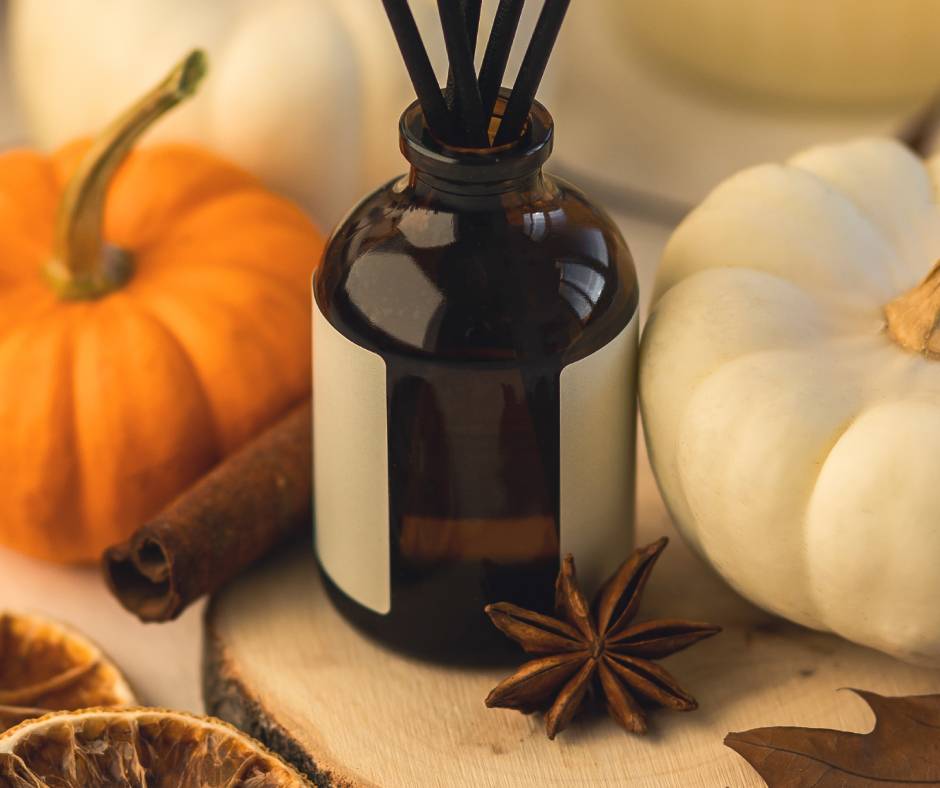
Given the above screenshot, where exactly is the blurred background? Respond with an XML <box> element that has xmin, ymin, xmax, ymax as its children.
<box><xmin>4</xmin><ymin>1</ymin><xmax>939</xmax><ymax>273</ymax></box>
<box><xmin>3</xmin><ymin>0</ymin><xmax>940</xmax><ymax>713</ymax></box>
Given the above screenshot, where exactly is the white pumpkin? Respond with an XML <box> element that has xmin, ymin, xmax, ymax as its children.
<box><xmin>640</xmin><ymin>138</ymin><xmax>940</xmax><ymax>666</ymax></box>
<box><xmin>7</xmin><ymin>0</ymin><xmax>441</xmax><ymax>226</ymax></box>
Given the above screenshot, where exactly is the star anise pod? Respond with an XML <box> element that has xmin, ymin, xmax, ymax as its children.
<box><xmin>484</xmin><ymin>537</ymin><xmax>721</xmax><ymax>739</ymax></box>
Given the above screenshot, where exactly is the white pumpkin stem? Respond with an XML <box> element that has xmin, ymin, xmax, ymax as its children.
<box><xmin>884</xmin><ymin>260</ymin><xmax>940</xmax><ymax>358</ymax></box>
<box><xmin>44</xmin><ymin>50</ymin><xmax>207</xmax><ymax>300</ymax></box>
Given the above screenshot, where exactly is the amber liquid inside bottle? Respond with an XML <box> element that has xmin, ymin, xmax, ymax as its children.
<box><xmin>313</xmin><ymin>97</ymin><xmax>639</xmax><ymax>664</ymax></box>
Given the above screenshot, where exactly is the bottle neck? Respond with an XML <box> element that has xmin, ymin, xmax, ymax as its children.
<box><xmin>398</xmin><ymin>93</ymin><xmax>555</xmax><ymax>207</ymax></box>
<box><xmin>409</xmin><ymin>164</ymin><xmax>546</xmax><ymax>199</ymax></box>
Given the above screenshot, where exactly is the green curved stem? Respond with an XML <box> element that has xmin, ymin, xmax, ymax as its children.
<box><xmin>44</xmin><ymin>50</ymin><xmax>207</xmax><ymax>300</ymax></box>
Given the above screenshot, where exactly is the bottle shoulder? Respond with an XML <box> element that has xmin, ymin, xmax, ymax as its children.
<box><xmin>315</xmin><ymin>173</ymin><xmax>639</xmax><ymax>364</ymax></box>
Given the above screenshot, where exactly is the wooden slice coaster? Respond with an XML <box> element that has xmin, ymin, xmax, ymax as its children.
<box><xmin>204</xmin><ymin>446</ymin><xmax>940</xmax><ymax>787</ymax></box>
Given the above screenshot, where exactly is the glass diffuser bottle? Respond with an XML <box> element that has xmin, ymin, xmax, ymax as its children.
<box><xmin>312</xmin><ymin>0</ymin><xmax>639</xmax><ymax>662</ymax></box>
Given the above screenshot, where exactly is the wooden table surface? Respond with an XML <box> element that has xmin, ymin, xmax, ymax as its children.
<box><xmin>205</xmin><ymin>437</ymin><xmax>940</xmax><ymax>788</ymax></box>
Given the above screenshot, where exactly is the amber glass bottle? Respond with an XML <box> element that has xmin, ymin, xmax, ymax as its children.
<box><xmin>313</xmin><ymin>97</ymin><xmax>639</xmax><ymax>663</ymax></box>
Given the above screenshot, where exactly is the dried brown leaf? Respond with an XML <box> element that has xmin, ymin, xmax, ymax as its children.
<box><xmin>725</xmin><ymin>690</ymin><xmax>940</xmax><ymax>787</ymax></box>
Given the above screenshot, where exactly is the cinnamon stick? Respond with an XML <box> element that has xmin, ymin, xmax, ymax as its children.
<box><xmin>103</xmin><ymin>400</ymin><xmax>311</xmax><ymax>623</ymax></box>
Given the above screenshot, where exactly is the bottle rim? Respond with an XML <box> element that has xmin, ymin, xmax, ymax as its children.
<box><xmin>399</xmin><ymin>89</ymin><xmax>554</xmax><ymax>185</ymax></box>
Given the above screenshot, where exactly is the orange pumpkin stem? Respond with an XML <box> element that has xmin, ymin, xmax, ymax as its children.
<box><xmin>44</xmin><ymin>50</ymin><xmax>208</xmax><ymax>300</ymax></box>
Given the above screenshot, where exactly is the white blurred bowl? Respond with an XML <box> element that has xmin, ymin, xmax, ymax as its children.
<box><xmin>615</xmin><ymin>0</ymin><xmax>940</xmax><ymax>106</ymax></box>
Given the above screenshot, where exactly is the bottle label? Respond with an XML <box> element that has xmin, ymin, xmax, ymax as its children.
<box><xmin>313</xmin><ymin>294</ymin><xmax>637</xmax><ymax>613</ymax></box>
<box><xmin>313</xmin><ymin>297</ymin><xmax>390</xmax><ymax>614</ymax></box>
<box><xmin>559</xmin><ymin>312</ymin><xmax>638</xmax><ymax>597</ymax></box>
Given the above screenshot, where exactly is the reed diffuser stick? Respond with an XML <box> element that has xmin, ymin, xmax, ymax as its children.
<box><xmin>383</xmin><ymin>0</ymin><xmax>451</xmax><ymax>140</ymax></box>
<box><xmin>438</xmin><ymin>0</ymin><xmax>489</xmax><ymax>147</ymax></box>
<box><xmin>494</xmin><ymin>0</ymin><xmax>569</xmax><ymax>145</ymax></box>
<box><xmin>479</xmin><ymin>0</ymin><xmax>525</xmax><ymax>123</ymax></box>
<box><xmin>445</xmin><ymin>0</ymin><xmax>483</xmax><ymax>115</ymax></box>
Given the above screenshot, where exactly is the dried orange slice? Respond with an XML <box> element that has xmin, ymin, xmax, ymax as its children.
<box><xmin>0</xmin><ymin>708</ymin><xmax>311</xmax><ymax>786</ymax></box>
<box><xmin>0</xmin><ymin>612</ymin><xmax>135</xmax><ymax>731</ymax></box>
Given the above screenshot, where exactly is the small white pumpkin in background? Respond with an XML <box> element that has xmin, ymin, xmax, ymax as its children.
<box><xmin>640</xmin><ymin>138</ymin><xmax>940</xmax><ymax>666</ymax></box>
<box><xmin>8</xmin><ymin>0</ymin><xmax>441</xmax><ymax>226</ymax></box>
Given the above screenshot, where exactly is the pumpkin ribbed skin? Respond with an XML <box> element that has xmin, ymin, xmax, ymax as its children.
<box><xmin>640</xmin><ymin>139</ymin><xmax>940</xmax><ymax>665</ymax></box>
<box><xmin>0</xmin><ymin>142</ymin><xmax>322</xmax><ymax>562</ymax></box>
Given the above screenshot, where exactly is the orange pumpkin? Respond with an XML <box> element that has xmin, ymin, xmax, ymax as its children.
<box><xmin>0</xmin><ymin>51</ymin><xmax>323</xmax><ymax>562</ymax></box>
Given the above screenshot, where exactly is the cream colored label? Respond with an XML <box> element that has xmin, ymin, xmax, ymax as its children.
<box><xmin>559</xmin><ymin>314</ymin><xmax>639</xmax><ymax>598</ymax></box>
<box><xmin>312</xmin><ymin>294</ymin><xmax>390</xmax><ymax>614</ymax></box>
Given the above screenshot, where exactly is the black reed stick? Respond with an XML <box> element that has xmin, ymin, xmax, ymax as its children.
<box><xmin>445</xmin><ymin>0</ymin><xmax>483</xmax><ymax>114</ymax></box>
<box><xmin>438</xmin><ymin>0</ymin><xmax>489</xmax><ymax>147</ymax></box>
<box><xmin>494</xmin><ymin>0</ymin><xmax>569</xmax><ymax>145</ymax></box>
<box><xmin>478</xmin><ymin>0</ymin><xmax>525</xmax><ymax>124</ymax></box>
<box><xmin>382</xmin><ymin>0</ymin><xmax>451</xmax><ymax>140</ymax></box>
